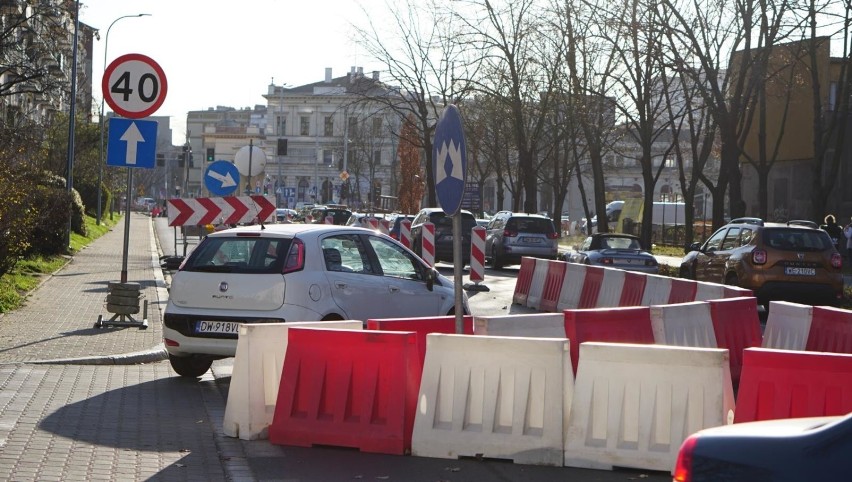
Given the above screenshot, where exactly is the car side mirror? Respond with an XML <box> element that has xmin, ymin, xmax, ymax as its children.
<box><xmin>685</xmin><ymin>242</ymin><xmax>701</xmax><ymax>254</ymax></box>
<box><xmin>426</xmin><ymin>268</ymin><xmax>436</xmax><ymax>291</ymax></box>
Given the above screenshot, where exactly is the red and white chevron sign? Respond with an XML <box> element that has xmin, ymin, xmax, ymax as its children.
<box><xmin>166</xmin><ymin>195</ymin><xmax>276</xmax><ymax>227</ymax></box>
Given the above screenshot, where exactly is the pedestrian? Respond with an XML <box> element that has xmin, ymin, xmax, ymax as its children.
<box><xmin>821</xmin><ymin>214</ymin><xmax>843</xmax><ymax>253</ymax></box>
<box><xmin>844</xmin><ymin>216</ymin><xmax>852</xmax><ymax>260</ymax></box>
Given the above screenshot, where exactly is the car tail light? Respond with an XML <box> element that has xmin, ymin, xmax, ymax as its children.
<box><xmin>752</xmin><ymin>248</ymin><xmax>767</xmax><ymax>265</ymax></box>
<box><xmin>547</xmin><ymin>232</ymin><xmax>558</xmax><ymax>239</ymax></box>
<box><xmin>164</xmin><ymin>338</ymin><xmax>179</xmax><ymax>347</ymax></box>
<box><xmin>673</xmin><ymin>435</ymin><xmax>698</xmax><ymax>482</ymax></box>
<box><xmin>831</xmin><ymin>252</ymin><xmax>842</xmax><ymax>269</ymax></box>
<box><xmin>282</xmin><ymin>238</ymin><xmax>305</xmax><ymax>274</ymax></box>
<box><xmin>503</xmin><ymin>229</ymin><xmax>518</xmax><ymax>237</ymax></box>
<box><xmin>601</xmin><ymin>257</ymin><xmax>613</xmax><ymax>265</ymax></box>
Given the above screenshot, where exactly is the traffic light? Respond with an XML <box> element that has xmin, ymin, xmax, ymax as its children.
<box><xmin>189</xmin><ymin>153</ymin><xmax>194</xmax><ymax>168</ymax></box>
<box><xmin>206</xmin><ymin>147</ymin><xmax>214</xmax><ymax>162</ymax></box>
<box><xmin>277</xmin><ymin>138</ymin><xmax>287</xmax><ymax>156</ymax></box>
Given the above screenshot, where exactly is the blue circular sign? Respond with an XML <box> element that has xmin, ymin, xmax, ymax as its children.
<box><xmin>204</xmin><ymin>160</ymin><xmax>241</xmax><ymax>196</ymax></box>
<box><xmin>432</xmin><ymin>105</ymin><xmax>468</xmax><ymax>216</ymax></box>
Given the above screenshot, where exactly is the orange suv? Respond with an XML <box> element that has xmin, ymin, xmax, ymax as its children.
<box><xmin>680</xmin><ymin>217</ymin><xmax>843</xmax><ymax>307</ymax></box>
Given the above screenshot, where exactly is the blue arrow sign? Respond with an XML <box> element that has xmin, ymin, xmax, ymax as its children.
<box><xmin>205</xmin><ymin>160</ymin><xmax>241</xmax><ymax>196</ymax></box>
<box><xmin>432</xmin><ymin>104</ymin><xmax>468</xmax><ymax>216</ymax></box>
<box><xmin>106</xmin><ymin>117</ymin><xmax>158</xmax><ymax>168</ymax></box>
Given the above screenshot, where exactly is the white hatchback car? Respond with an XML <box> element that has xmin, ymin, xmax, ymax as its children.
<box><xmin>163</xmin><ymin>224</ymin><xmax>468</xmax><ymax>377</ymax></box>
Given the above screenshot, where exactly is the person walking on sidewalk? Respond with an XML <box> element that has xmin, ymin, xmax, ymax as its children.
<box><xmin>843</xmin><ymin>216</ymin><xmax>852</xmax><ymax>260</ymax></box>
<box><xmin>822</xmin><ymin>214</ymin><xmax>843</xmax><ymax>253</ymax></box>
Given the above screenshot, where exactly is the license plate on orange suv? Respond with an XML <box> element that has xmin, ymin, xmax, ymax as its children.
<box><xmin>784</xmin><ymin>267</ymin><xmax>815</xmax><ymax>276</ymax></box>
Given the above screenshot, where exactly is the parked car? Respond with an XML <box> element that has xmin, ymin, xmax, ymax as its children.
<box><xmin>410</xmin><ymin>207</ymin><xmax>478</xmax><ymax>265</ymax></box>
<box><xmin>275</xmin><ymin>208</ymin><xmax>297</xmax><ymax>222</ymax></box>
<box><xmin>565</xmin><ymin>233</ymin><xmax>659</xmax><ymax>273</ymax></box>
<box><xmin>680</xmin><ymin>217</ymin><xmax>843</xmax><ymax>307</ymax></box>
<box><xmin>163</xmin><ymin>224</ymin><xmax>468</xmax><ymax>377</ymax></box>
<box><xmin>388</xmin><ymin>214</ymin><xmax>416</xmax><ymax>242</ymax></box>
<box><xmin>673</xmin><ymin>412</ymin><xmax>852</xmax><ymax>481</ymax></box>
<box><xmin>484</xmin><ymin>211</ymin><xmax>559</xmax><ymax>269</ymax></box>
<box><xmin>345</xmin><ymin>212</ymin><xmax>393</xmax><ymax>230</ymax></box>
<box><xmin>308</xmin><ymin>205</ymin><xmax>352</xmax><ymax>225</ymax></box>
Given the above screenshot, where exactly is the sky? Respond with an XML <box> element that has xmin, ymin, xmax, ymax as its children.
<box><xmin>79</xmin><ymin>0</ymin><xmax>383</xmax><ymax>146</ymax></box>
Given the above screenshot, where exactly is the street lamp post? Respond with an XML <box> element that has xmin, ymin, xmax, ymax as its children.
<box><xmin>97</xmin><ymin>13</ymin><xmax>151</xmax><ymax>225</ymax></box>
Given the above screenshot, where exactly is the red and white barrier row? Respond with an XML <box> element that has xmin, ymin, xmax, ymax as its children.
<box><xmin>513</xmin><ymin>258</ymin><xmax>752</xmax><ymax>311</ymax></box>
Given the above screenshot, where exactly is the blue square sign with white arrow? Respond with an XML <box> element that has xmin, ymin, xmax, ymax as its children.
<box><xmin>107</xmin><ymin>117</ymin><xmax>158</xmax><ymax>169</ymax></box>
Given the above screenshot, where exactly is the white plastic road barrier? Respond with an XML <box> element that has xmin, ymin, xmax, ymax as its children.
<box><xmin>640</xmin><ymin>274</ymin><xmax>673</xmax><ymax>306</ymax></box>
<box><xmin>526</xmin><ymin>258</ymin><xmax>550</xmax><ymax>310</ymax></box>
<box><xmin>595</xmin><ymin>268</ymin><xmax>626</xmax><ymax>308</ymax></box>
<box><xmin>761</xmin><ymin>301</ymin><xmax>814</xmax><ymax>350</ymax></box>
<box><xmin>400</xmin><ymin>219</ymin><xmax>412</xmax><ymax>248</ymax></box>
<box><xmin>556</xmin><ymin>263</ymin><xmax>588</xmax><ymax>311</ymax></box>
<box><xmin>650</xmin><ymin>301</ymin><xmax>717</xmax><ymax>347</ymax></box>
<box><xmin>421</xmin><ymin>222</ymin><xmax>435</xmax><ymax>267</ymax></box>
<box><xmin>473</xmin><ymin>313</ymin><xmax>566</xmax><ymax>337</ymax></box>
<box><xmin>412</xmin><ymin>334</ymin><xmax>573</xmax><ymax>466</ymax></box>
<box><xmin>694</xmin><ymin>281</ymin><xmax>726</xmax><ymax>301</ymax></box>
<box><xmin>223</xmin><ymin>320</ymin><xmax>362</xmax><ymax>440</ymax></box>
<box><xmin>564</xmin><ymin>342</ymin><xmax>734</xmax><ymax>473</ymax></box>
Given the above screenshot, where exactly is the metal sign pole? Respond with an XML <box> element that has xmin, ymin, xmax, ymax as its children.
<box><xmin>121</xmin><ymin>169</ymin><xmax>132</xmax><ymax>283</ymax></box>
<box><xmin>453</xmin><ymin>214</ymin><xmax>463</xmax><ymax>334</ymax></box>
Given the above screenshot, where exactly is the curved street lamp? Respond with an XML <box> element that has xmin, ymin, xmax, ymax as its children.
<box><xmin>97</xmin><ymin>13</ymin><xmax>151</xmax><ymax>225</ymax></box>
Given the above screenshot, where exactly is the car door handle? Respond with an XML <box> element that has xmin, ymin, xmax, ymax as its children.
<box><xmin>334</xmin><ymin>281</ymin><xmax>346</xmax><ymax>289</ymax></box>
<box><xmin>388</xmin><ymin>286</ymin><xmax>400</xmax><ymax>294</ymax></box>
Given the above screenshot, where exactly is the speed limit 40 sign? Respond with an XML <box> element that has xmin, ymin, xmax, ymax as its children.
<box><xmin>102</xmin><ymin>53</ymin><xmax>168</xmax><ymax>119</ymax></box>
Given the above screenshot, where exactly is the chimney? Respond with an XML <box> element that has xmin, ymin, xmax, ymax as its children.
<box><xmin>372</xmin><ymin>70</ymin><xmax>379</xmax><ymax>80</ymax></box>
<box><xmin>325</xmin><ymin>68</ymin><xmax>332</xmax><ymax>83</ymax></box>
<box><xmin>357</xmin><ymin>66</ymin><xmax>363</xmax><ymax>76</ymax></box>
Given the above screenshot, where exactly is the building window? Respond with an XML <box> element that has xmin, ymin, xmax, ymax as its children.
<box><xmin>324</xmin><ymin>115</ymin><xmax>334</xmax><ymax>137</ymax></box>
<box><xmin>300</xmin><ymin>116</ymin><xmax>310</xmax><ymax>136</ymax></box>
<box><xmin>323</xmin><ymin>149</ymin><xmax>334</xmax><ymax>165</ymax></box>
<box><xmin>276</xmin><ymin>116</ymin><xmax>286</xmax><ymax>136</ymax></box>
<box><xmin>372</xmin><ymin>117</ymin><xmax>382</xmax><ymax>137</ymax></box>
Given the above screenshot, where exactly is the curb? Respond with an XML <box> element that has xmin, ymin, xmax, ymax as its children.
<box><xmin>0</xmin><ymin>345</ymin><xmax>169</xmax><ymax>366</ymax></box>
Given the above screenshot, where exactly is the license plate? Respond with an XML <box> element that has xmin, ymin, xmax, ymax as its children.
<box><xmin>196</xmin><ymin>321</ymin><xmax>240</xmax><ymax>334</ymax></box>
<box><xmin>444</xmin><ymin>235</ymin><xmax>453</xmax><ymax>241</ymax></box>
<box><xmin>784</xmin><ymin>267</ymin><xmax>815</xmax><ymax>276</ymax></box>
<box><xmin>521</xmin><ymin>237</ymin><xmax>542</xmax><ymax>243</ymax></box>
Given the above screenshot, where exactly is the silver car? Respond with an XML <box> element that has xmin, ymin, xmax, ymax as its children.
<box><xmin>163</xmin><ymin>224</ymin><xmax>467</xmax><ymax>377</ymax></box>
<box><xmin>484</xmin><ymin>212</ymin><xmax>558</xmax><ymax>269</ymax></box>
<box><xmin>567</xmin><ymin>233</ymin><xmax>659</xmax><ymax>274</ymax></box>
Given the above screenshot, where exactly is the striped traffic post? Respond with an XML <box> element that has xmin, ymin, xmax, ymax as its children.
<box><xmin>422</xmin><ymin>222</ymin><xmax>435</xmax><ymax>267</ymax></box>
<box><xmin>367</xmin><ymin>217</ymin><xmax>379</xmax><ymax>231</ymax></box>
<box><xmin>400</xmin><ymin>219</ymin><xmax>412</xmax><ymax>248</ymax></box>
<box><xmin>379</xmin><ymin>219</ymin><xmax>390</xmax><ymax>235</ymax></box>
<box><xmin>464</xmin><ymin>226</ymin><xmax>489</xmax><ymax>291</ymax></box>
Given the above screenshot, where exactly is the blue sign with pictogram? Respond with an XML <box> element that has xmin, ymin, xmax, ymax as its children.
<box><xmin>106</xmin><ymin>117</ymin><xmax>158</xmax><ymax>168</ymax></box>
<box><xmin>204</xmin><ymin>160</ymin><xmax>241</xmax><ymax>196</ymax></box>
<box><xmin>432</xmin><ymin>104</ymin><xmax>468</xmax><ymax>216</ymax></box>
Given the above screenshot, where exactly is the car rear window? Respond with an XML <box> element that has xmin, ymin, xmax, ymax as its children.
<box><xmin>507</xmin><ymin>217</ymin><xmax>554</xmax><ymax>234</ymax></box>
<box><xmin>183</xmin><ymin>236</ymin><xmax>292</xmax><ymax>273</ymax></box>
<box><xmin>762</xmin><ymin>228</ymin><xmax>833</xmax><ymax>252</ymax></box>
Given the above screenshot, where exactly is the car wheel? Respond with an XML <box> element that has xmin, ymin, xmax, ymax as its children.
<box><xmin>725</xmin><ymin>273</ymin><xmax>739</xmax><ymax>286</ymax></box>
<box><xmin>168</xmin><ymin>354</ymin><xmax>213</xmax><ymax>378</ymax></box>
<box><xmin>491</xmin><ymin>246</ymin><xmax>504</xmax><ymax>269</ymax></box>
<box><xmin>679</xmin><ymin>264</ymin><xmax>695</xmax><ymax>279</ymax></box>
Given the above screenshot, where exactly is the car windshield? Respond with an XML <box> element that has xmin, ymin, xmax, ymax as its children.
<box><xmin>182</xmin><ymin>236</ymin><xmax>292</xmax><ymax>273</ymax></box>
<box><xmin>600</xmin><ymin>237</ymin><xmax>642</xmax><ymax>250</ymax></box>
<box><xmin>507</xmin><ymin>217</ymin><xmax>554</xmax><ymax>234</ymax></box>
<box><xmin>762</xmin><ymin>228</ymin><xmax>833</xmax><ymax>252</ymax></box>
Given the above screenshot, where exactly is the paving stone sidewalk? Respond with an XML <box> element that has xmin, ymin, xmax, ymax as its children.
<box><xmin>0</xmin><ymin>212</ymin><xmax>167</xmax><ymax>364</ymax></box>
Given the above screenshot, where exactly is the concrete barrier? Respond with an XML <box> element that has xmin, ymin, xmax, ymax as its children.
<box><xmin>649</xmin><ymin>301</ymin><xmax>716</xmax><ymax>347</ymax></box>
<box><xmin>223</xmin><ymin>320</ymin><xmax>362</xmax><ymax>440</ymax></box>
<box><xmin>761</xmin><ymin>301</ymin><xmax>813</xmax><ymax>350</ymax></box>
<box><xmin>526</xmin><ymin>258</ymin><xmax>550</xmax><ymax>310</ymax></box>
<box><xmin>564</xmin><ymin>342</ymin><xmax>735</xmax><ymax>473</ymax></box>
<box><xmin>412</xmin><ymin>334</ymin><xmax>573</xmax><ymax>466</ymax></box>
<box><xmin>473</xmin><ymin>313</ymin><xmax>566</xmax><ymax>338</ymax></box>
<box><xmin>556</xmin><ymin>263</ymin><xmax>588</xmax><ymax>311</ymax></box>
<box><xmin>640</xmin><ymin>274</ymin><xmax>673</xmax><ymax>306</ymax></box>
<box><xmin>735</xmin><ymin>348</ymin><xmax>852</xmax><ymax>423</ymax></box>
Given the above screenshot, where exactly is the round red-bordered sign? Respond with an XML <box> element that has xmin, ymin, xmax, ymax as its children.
<box><xmin>102</xmin><ymin>53</ymin><xmax>168</xmax><ymax>119</ymax></box>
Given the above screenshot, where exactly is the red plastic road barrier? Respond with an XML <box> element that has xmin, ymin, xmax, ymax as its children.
<box><xmin>724</xmin><ymin>285</ymin><xmax>753</xmax><ymax>298</ymax></box>
<box><xmin>269</xmin><ymin>328</ymin><xmax>422</xmax><ymax>454</ymax></box>
<box><xmin>708</xmin><ymin>297</ymin><xmax>762</xmax><ymax>387</ymax></box>
<box><xmin>513</xmin><ymin>257</ymin><xmax>536</xmax><ymax>305</ymax></box>
<box><xmin>618</xmin><ymin>271</ymin><xmax>647</xmax><ymax>307</ymax></box>
<box><xmin>400</xmin><ymin>219</ymin><xmax>412</xmax><ymax>248</ymax></box>
<box><xmin>421</xmin><ymin>222</ymin><xmax>435</xmax><ymax>267</ymax></box>
<box><xmin>577</xmin><ymin>265</ymin><xmax>606</xmax><ymax>308</ymax></box>
<box><xmin>367</xmin><ymin>315</ymin><xmax>474</xmax><ymax>364</ymax></box>
<box><xmin>668</xmin><ymin>278</ymin><xmax>698</xmax><ymax>304</ymax></box>
<box><xmin>539</xmin><ymin>260</ymin><xmax>568</xmax><ymax>312</ymax></box>
<box><xmin>563</xmin><ymin>306</ymin><xmax>654</xmax><ymax>374</ymax></box>
<box><xmin>735</xmin><ymin>348</ymin><xmax>852</xmax><ymax>423</ymax></box>
<box><xmin>469</xmin><ymin>226</ymin><xmax>486</xmax><ymax>283</ymax></box>
<box><xmin>806</xmin><ymin>306</ymin><xmax>852</xmax><ymax>353</ymax></box>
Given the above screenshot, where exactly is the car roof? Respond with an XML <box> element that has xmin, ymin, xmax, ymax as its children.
<box><xmin>206</xmin><ymin>223</ymin><xmax>376</xmax><ymax>238</ymax></box>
